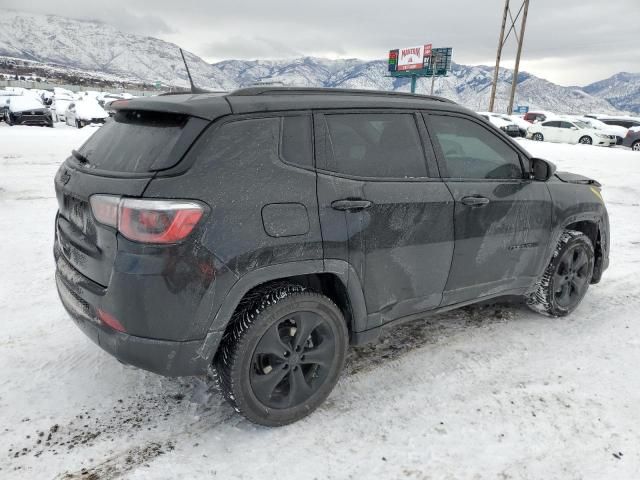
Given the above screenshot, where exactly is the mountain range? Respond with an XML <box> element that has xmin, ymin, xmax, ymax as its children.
<box><xmin>1</xmin><ymin>10</ymin><xmax>638</xmax><ymax>115</ymax></box>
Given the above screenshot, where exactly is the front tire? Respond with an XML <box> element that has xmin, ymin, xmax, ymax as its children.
<box><xmin>632</xmin><ymin>141</ymin><xmax>640</xmax><ymax>152</ymax></box>
<box><xmin>532</xmin><ymin>132</ymin><xmax>544</xmax><ymax>141</ymax></box>
<box><xmin>527</xmin><ymin>230</ymin><xmax>595</xmax><ymax>317</ymax></box>
<box><xmin>579</xmin><ymin>136</ymin><xmax>593</xmax><ymax>145</ymax></box>
<box><xmin>216</xmin><ymin>283</ymin><xmax>348</xmax><ymax>426</ymax></box>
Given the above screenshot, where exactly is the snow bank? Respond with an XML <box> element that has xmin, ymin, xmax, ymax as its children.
<box><xmin>0</xmin><ymin>126</ymin><xmax>639</xmax><ymax>479</ymax></box>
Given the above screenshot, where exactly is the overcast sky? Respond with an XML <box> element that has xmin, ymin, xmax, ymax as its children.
<box><xmin>3</xmin><ymin>0</ymin><xmax>638</xmax><ymax>85</ymax></box>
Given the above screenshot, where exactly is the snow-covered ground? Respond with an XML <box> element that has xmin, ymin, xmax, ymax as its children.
<box><xmin>1</xmin><ymin>124</ymin><xmax>639</xmax><ymax>479</ymax></box>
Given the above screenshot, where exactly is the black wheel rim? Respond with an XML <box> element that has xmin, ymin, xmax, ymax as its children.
<box><xmin>553</xmin><ymin>245</ymin><xmax>590</xmax><ymax>309</ymax></box>
<box><xmin>250</xmin><ymin>312</ymin><xmax>336</xmax><ymax>409</ymax></box>
<box><xmin>534</xmin><ymin>133</ymin><xmax>542</xmax><ymax>141</ymax></box>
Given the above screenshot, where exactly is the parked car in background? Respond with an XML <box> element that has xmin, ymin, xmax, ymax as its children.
<box><xmin>100</xmin><ymin>93</ymin><xmax>133</xmax><ymax>116</ymax></box>
<box><xmin>54</xmin><ymin>87</ymin><xmax>75</xmax><ymax>98</ymax></box>
<box><xmin>622</xmin><ymin>127</ymin><xmax>640</xmax><ymax>151</ymax></box>
<box><xmin>528</xmin><ymin>119</ymin><xmax>615</xmax><ymax>146</ymax></box>
<box><xmin>477</xmin><ymin>112</ymin><xmax>523</xmax><ymax>137</ymax></box>
<box><xmin>507</xmin><ymin>114</ymin><xmax>534</xmax><ymax>132</ymax></box>
<box><xmin>51</xmin><ymin>94</ymin><xmax>75</xmax><ymax>122</ymax></box>
<box><xmin>0</xmin><ymin>90</ymin><xmax>22</xmax><ymax>122</ymax></box>
<box><xmin>64</xmin><ymin>100</ymin><xmax>108</xmax><ymax>128</ymax></box>
<box><xmin>599</xmin><ymin>117</ymin><xmax>640</xmax><ymax>130</ymax></box>
<box><xmin>4</xmin><ymin>95</ymin><xmax>53</xmax><ymax>127</ymax></box>
<box><xmin>572</xmin><ymin>116</ymin><xmax>628</xmax><ymax>145</ymax></box>
<box><xmin>524</xmin><ymin>111</ymin><xmax>556</xmax><ymax>123</ymax></box>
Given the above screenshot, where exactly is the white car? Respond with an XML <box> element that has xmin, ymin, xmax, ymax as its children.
<box><xmin>0</xmin><ymin>90</ymin><xmax>22</xmax><ymax>120</ymax></box>
<box><xmin>64</xmin><ymin>100</ymin><xmax>108</xmax><ymax>128</ymax></box>
<box><xmin>100</xmin><ymin>92</ymin><xmax>133</xmax><ymax>113</ymax></box>
<box><xmin>572</xmin><ymin>116</ymin><xmax>628</xmax><ymax>145</ymax></box>
<box><xmin>528</xmin><ymin>119</ymin><xmax>616</xmax><ymax>146</ymax></box>
<box><xmin>477</xmin><ymin>112</ymin><xmax>523</xmax><ymax>137</ymax></box>
<box><xmin>51</xmin><ymin>94</ymin><xmax>74</xmax><ymax>122</ymax></box>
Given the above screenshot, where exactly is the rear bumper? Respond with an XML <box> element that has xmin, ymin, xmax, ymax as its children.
<box><xmin>55</xmin><ymin>251</ymin><xmax>211</xmax><ymax>377</ymax></box>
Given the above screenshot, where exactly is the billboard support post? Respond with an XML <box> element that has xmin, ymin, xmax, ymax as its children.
<box><xmin>410</xmin><ymin>75</ymin><xmax>417</xmax><ymax>94</ymax></box>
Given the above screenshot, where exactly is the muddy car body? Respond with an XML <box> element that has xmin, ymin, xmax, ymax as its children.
<box><xmin>54</xmin><ymin>88</ymin><xmax>610</xmax><ymax>425</ymax></box>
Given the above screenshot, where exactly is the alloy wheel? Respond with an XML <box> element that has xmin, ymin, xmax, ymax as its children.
<box><xmin>250</xmin><ymin>312</ymin><xmax>336</xmax><ymax>409</ymax></box>
<box><xmin>553</xmin><ymin>245</ymin><xmax>591</xmax><ymax>310</ymax></box>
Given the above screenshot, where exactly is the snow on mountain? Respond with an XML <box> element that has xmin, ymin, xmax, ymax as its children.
<box><xmin>0</xmin><ymin>10</ymin><xmax>633</xmax><ymax>115</ymax></box>
<box><xmin>583</xmin><ymin>72</ymin><xmax>640</xmax><ymax>114</ymax></box>
<box><xmin>0</xmin><ymin>10</ymin><xmax>234</xmax><ymax>90</ymax></box>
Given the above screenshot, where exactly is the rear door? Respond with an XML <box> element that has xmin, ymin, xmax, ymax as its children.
<box><xmin>54</xmin><ymin>110</ymin><xmax>208</xmax><ymax>286</ymax></box>
<box><xmin>424</xmin><ymin>112</ymin><xmax>553</xmax><ymax>305</ymax></box>
<box><xmin>540</xmin><ymin>121</ymin><xmax>562</xmax><ymax>142</ymax></box>
<box><xmin>314</xmin><ymin>110</ymin><xmax>455</xmax><ymax>328</ymax></box>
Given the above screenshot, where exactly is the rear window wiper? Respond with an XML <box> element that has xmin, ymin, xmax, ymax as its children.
<box><xmin>71</xmin><ymin>149</ymin><xmax>90</xmax><ymax>165</ymax></box>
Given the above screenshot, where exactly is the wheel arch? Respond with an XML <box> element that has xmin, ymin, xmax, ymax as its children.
<box><xmin>197</xmin><ymin>260</ymin><xmax>368</xmax><ymax>364</ymax></box>
<box><xmin>562</xmin><ymin>218</ymin><xmax>604</xmax><ymax>284</ymax></box>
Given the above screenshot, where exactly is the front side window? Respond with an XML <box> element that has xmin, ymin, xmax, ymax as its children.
<box><xmin>323</xmin><ymin>113</ymin><xmax>428</xmax><ymax>178</ymax></box>
<box><xmin>428</xmin><ymin>114</ymin><xmax>523</xmax><ymax>180</ymax></box>
<box><xmin>543</xmin><ymin>121</ymin><xmax>561</xmax><ymax>128</ymax></box>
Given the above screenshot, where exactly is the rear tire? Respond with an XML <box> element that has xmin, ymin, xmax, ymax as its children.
<box><xmin>216</xmin><ymin>283</ymin><xmax>348</xmax><ymax>426</ymax></box>
<box><xmin>527</xmin><ymin>230</ymin><xmax>595</xmax><ymax>317</ymax></box>
<box><xmin>533</xmin><ymin>132</ymin><xmax>544</xmax><ymax>141</ymax></box>
<box><xmin>579</xmin><ymin>136</ymin><xmax>593</xmax><ymax>145</ymax></box>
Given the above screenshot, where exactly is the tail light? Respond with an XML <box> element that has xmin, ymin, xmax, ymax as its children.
<box><xmin>97</xmin><ymin>309</ymin><xmax>125</xmax><ymax>332</ymax></box>
<box><xmin>89</xmin><ymin>195</ymin><xmax>205</xmax><ymax>244</ymax></box>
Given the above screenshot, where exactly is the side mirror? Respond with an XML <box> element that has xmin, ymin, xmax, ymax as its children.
<box><xmin>571</xmin><ymin>126</ymin><xmax>578</xmax><ymax>130</ymax></box>
<box><xmin>530</xmin><ymin>157</ymin><xmax>557</xmax><ymax>181</ymax></box>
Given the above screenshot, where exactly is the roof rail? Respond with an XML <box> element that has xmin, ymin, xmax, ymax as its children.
<box><xmin>227</xmin><ymin>87</ymin><xmax>455</xmax><ymax>103</ymax></box>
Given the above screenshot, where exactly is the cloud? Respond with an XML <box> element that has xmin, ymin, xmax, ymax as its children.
<box><xmin>2</xmin><ymin>0</ymin><xmax>638</xmax><ymax>85</ymax></box>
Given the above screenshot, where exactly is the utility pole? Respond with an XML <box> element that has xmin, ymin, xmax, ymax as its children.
<box><xmin>489</xmin><ymin>0</ymin><xmax>509</xmax><ymax>112</ymax></box>
<box><xmin>488</xmin><ymin>0</ymin><xmax>530</xmax><ymax>113</ymax></box>
<box><xmin>508</xmin><ymin>0</ymin><xmax>530</xmax><ymax>115</ymax></box>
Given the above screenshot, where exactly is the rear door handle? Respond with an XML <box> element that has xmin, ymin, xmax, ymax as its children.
<box><xmin>331</xmin><ymin>199</ymin><xmax>373</xmax><ymax>212</ymax></box>
<box><xmin>461</xmin><ymin>196</ymin><xmax>490</xmax><ymax>207</ymax></box>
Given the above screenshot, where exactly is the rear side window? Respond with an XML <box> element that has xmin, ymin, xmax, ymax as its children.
<box><xmin>281</xmin><ymin>116</ymin><xmax>313</xmax><ymax>168</ymax></box>
<box><xmin>543</xmin><ymin>121</ymin><xmax>560</xmax><ymax>127</ymax></box>
<box><xmin>323</xmin><ymin>113</ymin><xmax>427</xmax><ymax>178</ymax></box>
<box><xmin>428</xmin><ymin>114</ymin><xmax>523</xmax><ymax>180</ymax></box>
<box><xmin>77</xmin><ymin>110</ymin><xmax>204</xmax><ymax>173</ymax></box>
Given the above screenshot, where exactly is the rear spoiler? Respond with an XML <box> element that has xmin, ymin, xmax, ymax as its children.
<box><xmin>110</xmin><ymin>94</ymin><xmax>231</xmax><ymax>121</ymax></box>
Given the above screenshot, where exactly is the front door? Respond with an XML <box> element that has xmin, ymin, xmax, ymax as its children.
<box><xmin>424</xmin><ymin>112</ymin><xmax>553</xmax><ymax>305</ymax></box>
<box><xmin>314</xmin><ymin>111</ymin><xmax>455</xmax><ymax>328</ymax></box>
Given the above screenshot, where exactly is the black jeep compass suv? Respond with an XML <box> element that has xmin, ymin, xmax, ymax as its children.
<box><xmin>54</xmin><ymin>87</ymin><xmax>610</xmax><ymax>426</ymax></box>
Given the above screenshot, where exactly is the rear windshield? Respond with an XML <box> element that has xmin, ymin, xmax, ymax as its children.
<box><xmin>77</xmin><ymin>110</ymin><xmax>197</xmax><ymax>173</ymax></box>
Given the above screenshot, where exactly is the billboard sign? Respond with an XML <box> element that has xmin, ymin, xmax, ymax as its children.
<box><xmin>389</xmin><ymin>44</ymin><xmax>432</xmax><ymax>72</ymax></box>
<box><xmin>514</xmin><ymin>105</ymin><xmax>529</xmax><ymax>114</ymax></box>
<box><xmin>427</xmin><ymin>47</ymin><xmax>453</xmax><ymax>76</ymax></box>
